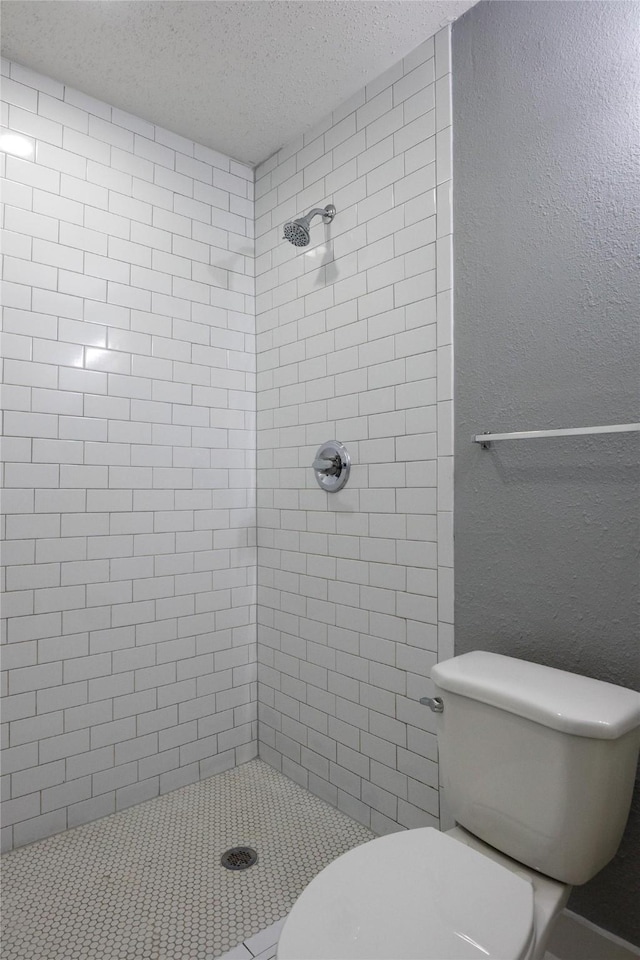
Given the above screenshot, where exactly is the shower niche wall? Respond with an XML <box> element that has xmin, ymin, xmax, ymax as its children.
<box><xmin>1</xmin><ymin>24</ymin><xmax>453</xmax><ymax>849</ymax></box>
<box><xmin>255</xmin><ymin>27</ymin><xmax>454</xmax><ymax>834</ymax></box>
<box><xmin>0</xmin><ymin>58</ymin><xmax>257</xmax><ymax>851</ymax></box>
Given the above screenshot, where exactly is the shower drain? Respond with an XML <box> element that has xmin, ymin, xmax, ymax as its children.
<box><xmin>221</xmin><ymin>846</ymin><xmax>258</xmax><ymax>870</ymax></box>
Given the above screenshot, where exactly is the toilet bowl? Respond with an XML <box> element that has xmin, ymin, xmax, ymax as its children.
<box><xmin>277</xmin><ymin>826</ymin><xmax>568</xmax><ymax>960</ymax></box>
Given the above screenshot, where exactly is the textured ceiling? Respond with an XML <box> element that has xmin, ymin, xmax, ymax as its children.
<box><xmin>1</xmin><ymin>0</ymin><xmax>476</xmax><ymax>165</ymax></box>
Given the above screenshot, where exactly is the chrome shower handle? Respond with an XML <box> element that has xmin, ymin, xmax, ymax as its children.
<box><xmin>312</xmin><ymin>456</ymin><xmax>340</xmax><ymax>475</ymax></box>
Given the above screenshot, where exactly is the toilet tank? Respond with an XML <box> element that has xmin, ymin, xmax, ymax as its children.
<box><xmin>431</xmin><ymin>652</ymin><xmax>640</xmax><ymax>886</ymax></box>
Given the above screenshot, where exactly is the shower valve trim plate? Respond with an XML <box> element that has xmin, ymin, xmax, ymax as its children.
<box><xmin>312</xmin><ymin>440</ymin><xmax>350</xmax><ymax>492</ymax></box>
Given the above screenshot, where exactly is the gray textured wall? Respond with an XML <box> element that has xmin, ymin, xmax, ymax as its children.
<box><xmin>453</xmin><ymin>0</ymin><xmax>640</xmax><ymax>945</ymax></box>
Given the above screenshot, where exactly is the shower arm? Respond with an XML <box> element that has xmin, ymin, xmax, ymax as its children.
<box><xmin>306</xmin><ymin>205</ymin><xmax>336</xmax><ymax>224</ymax></box>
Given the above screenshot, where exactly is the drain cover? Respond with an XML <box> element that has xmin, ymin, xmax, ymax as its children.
<box><xmin>221</xmin><ymin>846</ymin><xmax>258</xmax><ymax>870</ymax></box>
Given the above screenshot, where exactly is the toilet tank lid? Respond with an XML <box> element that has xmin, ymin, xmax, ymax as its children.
<box><xmin>431</xmin><ymin>652</ymin><xmax>640</xmax><ymax>739</ymax></box>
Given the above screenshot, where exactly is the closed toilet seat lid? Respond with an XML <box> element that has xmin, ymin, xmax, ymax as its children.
<box><xmin>277</xmin><ymin>827</ymin><xmax>535</xmax><ymax>960</ymax></box>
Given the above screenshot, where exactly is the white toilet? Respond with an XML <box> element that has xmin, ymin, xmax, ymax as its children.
<box><xmin>277</xmin><ymin>651</ymin><xmax>640</xmax><ymax>960</ymax></box>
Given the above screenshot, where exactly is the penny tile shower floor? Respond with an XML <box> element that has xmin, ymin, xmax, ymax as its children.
<box><xmin>1</xmin><ymin>759</ymin><xmax>374</xmax><ymax>959</ymax></box>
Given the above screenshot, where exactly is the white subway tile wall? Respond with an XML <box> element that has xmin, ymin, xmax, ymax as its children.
<box><xmin>254</xmin><ymin>29</ymin><xmax>453</xmax><ymax>833</ymax></box>
<box><xmin>1</xmin><ymin>25</ymin><xmax>453</xmax><ymax>851</ymax></box>
<box><xmin>0</xmin><ymin>60</ymin><xmax>257</xmax><ymax>851</ymax></box>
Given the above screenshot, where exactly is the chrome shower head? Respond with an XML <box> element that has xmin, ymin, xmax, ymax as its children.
<box><xmin>283</xmin><ymin>220</ymin><xmax>310</xmax><ymax>247</ymax></box>
<box><xmin>283</xmin><ymin>204</ymin><xmax>336</xmax><ymax>247</ymax></box>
